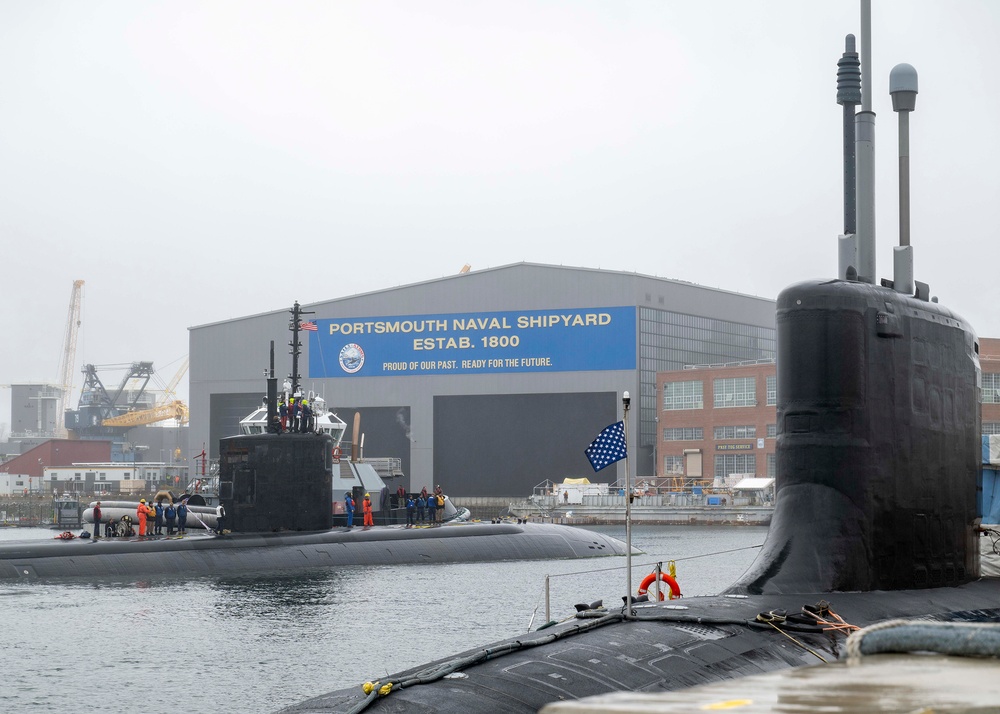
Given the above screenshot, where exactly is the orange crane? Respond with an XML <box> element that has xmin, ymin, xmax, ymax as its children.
<box><xmin>102</xmin><ymin>399</ymin><xmax>189</xmax><ymax>427</ymax></box>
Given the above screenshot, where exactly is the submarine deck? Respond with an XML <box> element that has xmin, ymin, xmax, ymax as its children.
<box><xmin>281</xmin><ymin>578</ymin><xmax>1000</xmax><ymax>714</ymax></box>
<box><xmin>0</xmin><ymin>521</ymin><xmax>629</xmax><ymax>580</ymax></box>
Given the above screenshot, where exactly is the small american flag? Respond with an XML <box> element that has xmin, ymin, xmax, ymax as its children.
<box><xmin>300</xmin><ymin>321</ymin><xmax>318</xmax><ymax>332</ymax></box>
<box><xmin>584</xmin><ymin>421</ymin><xmax>628</xmax><ymax>472</ymax></box>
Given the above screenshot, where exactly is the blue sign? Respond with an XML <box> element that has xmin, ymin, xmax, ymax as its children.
<box><xmin>308</xmin><ymin>307</ymin><xmax>636</xmax><ymax>377</ymax></box>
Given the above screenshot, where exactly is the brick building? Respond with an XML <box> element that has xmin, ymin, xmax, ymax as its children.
<box><xmin>981</xmin><ymin>338</ymin><xmax>1000</xmax><ymax>435</ymax></box>
<box><xmin>656</xmin><ymin>360</ymin><xmax>776</xmax><ymax>489</ymax></box>
<box><xmin>658</xmin><ymin>336</ymin><xmax>1000</xmax><ymax>490</ymax></box>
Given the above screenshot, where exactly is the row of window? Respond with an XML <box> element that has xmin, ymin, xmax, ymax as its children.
<box><xmin>662</xmin><ymin>376</ymin><xmax>777</xmax><ymax>411</ymax></box>
<box><xmin>664</xmin><ymin>371</ymin><xmax>1000</xmax><ymax>410</ymax></box>
<box><xmin>663</xmin><ymin>427</ymin><xmax>704</xmax><ymax>441</ymax></box>
<box><xmin>662</xmin><ymin>453</ymin><xmax>778</xmax><ymax>479</ymax></box>
<box><xmin>663</xmin><ymin>424</ymin><xmax>778</xmax><ymax>441</ymax></box>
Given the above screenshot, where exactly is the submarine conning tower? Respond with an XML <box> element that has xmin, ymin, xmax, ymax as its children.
<box><xmin>727</xmin><ymin>27</ymin><xmax>981</xmax><ymax>595</ymax></box>
<box><xmin>219</xmin><ymin>433</ymin><xmax>334</xmax><ymax>533</ymax></box>
<box><xmin>727</xmin><ymin>279</ymin><xmax>981</xmax><ymax>594</ymax></box>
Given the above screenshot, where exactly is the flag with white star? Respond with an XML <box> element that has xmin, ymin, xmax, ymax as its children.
<box><xmin>584</xmin><ymin>420</ymin><xmax>628</xmax><ymax>472</ymax></box>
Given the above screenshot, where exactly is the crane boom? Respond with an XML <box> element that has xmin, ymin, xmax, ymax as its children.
<box><xmin>56</xmin><ymin>280</ymin><xmax>84</xmax><ymax>437</ymax></box>
<box><xmin>160</xmin><ymin>357</ymin><xmax>189</xmax><ymax>404</ymax></box>
<box><xmin>101</xmin><ymin>400</ymin><xmax>189</xmax><ymax>427</ymax></box>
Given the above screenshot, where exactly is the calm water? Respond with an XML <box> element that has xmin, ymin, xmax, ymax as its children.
<box><xmin>0</xmin><ymin>524</ymin><xmax>767</xmax><ymax>713</ymax></box>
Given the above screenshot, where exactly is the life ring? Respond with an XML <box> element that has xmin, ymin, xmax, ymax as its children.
<box><xmin>332</xmin><ymin>446</ymin><xmax>342</xmax><ymax>462</ymax></box>
<box><xmin>638</xmin><ymin>571</ymin><xmax>682</xmax><ymax>600</ymax></box>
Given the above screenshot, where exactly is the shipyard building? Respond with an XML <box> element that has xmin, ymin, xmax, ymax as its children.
<box><xmin>189</xmin><ymin>263</ymin><xmax>776</xmax><ymax>497</ymax></box>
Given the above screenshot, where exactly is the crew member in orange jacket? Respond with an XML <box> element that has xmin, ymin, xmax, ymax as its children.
<box><xmin>362</xmin><ymin>493</ymin><xmax>374</xmax><ymax>528</ymax></box>
<box><xmin>136</xmin><ymin>498</ymin><xmax>154</xmax><ymax>536</ymax></box>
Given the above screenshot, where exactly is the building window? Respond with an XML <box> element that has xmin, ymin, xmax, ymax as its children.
<box><xmin>984</xmin><ymin>373</ymin><xmax>1000</xmax><ymax>404</ymax></box>
<box><xmin>663</xmin><ymin>427</ymin><xmax>704</xmax><ymax>441</ymax></box>
<box><xmin>663</xmin><ymin>455</ymin><xmax>685</xmax><ymax>474</ymax></box>
<box><xmin>767</xmin><ymin>453</ymin><xmax>776</xmax><ymax>477</ymax></box>
<box><xmin>766</xmin><ymin>423</ymin><xmax>777</xmax><ymax>438</ymax></box>
<box><xmin>985</xmin><ymin>423</ymin><xmax>1000</xmax><ymax>435</ymax></box>
<box><xmin>714</xmin><ymin>377</ymin><xmax>756</xmax><ymax>408</ymax></box>
<box><xmin>766</xmin><ymin>375</ymin><xmax>776</xmax><ymax>406</ymax></box>
<box><xmin>713</xmin><ymin>425</ymin><xmax>756</xmax><ymax>439</ymax></box>
<box><xmin>714</xmin><ymin>453</ymin><xmax>756</xmax><ymax>479</ymax></box>
<box><xmin>662</xmin><ymin>381</ymin><xmax>704</xmax><ymax>410</ymax></box>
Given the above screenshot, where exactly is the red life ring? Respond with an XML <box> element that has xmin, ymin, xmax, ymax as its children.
<box><xmin>332</xmin><ymin>446</ymin><xmax>342</xmax><ymax>461</ymax></box>
<box><xmin>638</xmin><ymin>571</ymin><xmax>682</xmax><ymax>600</ymax></box>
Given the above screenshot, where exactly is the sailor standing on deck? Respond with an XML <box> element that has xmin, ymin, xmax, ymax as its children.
<box><xmin>300</xmin><ymin>399</ymin><xmax>312</xmax><ymax>433</ymax></box>
<box><xmin>92</xmin><ymin>501</ymin><xmax>102</xmax><ymax>539</ymax></box>
<box><xmin>434</xmin><ymin>485</ymin><xmax>445</xmax><ymax>523</ymax></box>
<box><xmin>345</xmin><ymin>492</ymin><xmax>355</xmax><ymax>528</ymax></box>
<box><xmin>154</xmin><ymin>501</ymin><xmax>165</xmax><ymax>535</ymax></box>
<box><xmin>427</xmin><ymin>490</ymin><xmax>437</xmax><ymax>525</ymax></box>
<box><xmin>177</xmin><ymin>500</ymin><xmax>188</xmax><ymax>533</ymax></box>
<box><xmin>405</xmin><ymin>494</ymin><xmax>416</xmax><ymax>527</ymax></box>
<box><xmin>362</xmin><ymin>493</ymin><xmax>374</xmax><ymax>528</ymax></box>
<box><xmin>137</xmin><ymin>499</ymin><xmax>154</xmax><ymax>536</ymax></box>
<box><xmin>165</xmin><ymin>502</ymin><xmax>177</xmax><ymax>535</ymax></box>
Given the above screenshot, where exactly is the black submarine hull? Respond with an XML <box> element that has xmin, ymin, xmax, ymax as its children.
<box><xmin>0</xmin><ymin>522</ymin><xmax>628</xmax><ymax>580</ymax></box>
<box><xmin>281</xmin><ymin>581</ymin><xmax>1000</xmax><ymax>714</ymax></box>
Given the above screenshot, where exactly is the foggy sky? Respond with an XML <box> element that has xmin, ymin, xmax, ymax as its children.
<box><xmin>2</xmin><ymin>0</ymin><xmax>999</xmax><ymax>435</ymax></box>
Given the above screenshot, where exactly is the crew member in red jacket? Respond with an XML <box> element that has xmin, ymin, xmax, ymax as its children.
<box><xmin>362</xmin><ymin>493</ymin><xmax>374</xmax><ymax>528</ymax></box>
<box><xmin>92</xmin><ymin>501</ymin><xmax>102</xmax><ymax>539</ymax></box>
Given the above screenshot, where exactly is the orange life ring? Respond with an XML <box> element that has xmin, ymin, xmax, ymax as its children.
<box><xmin>638</xmin><ymin>571</ymin><xmax>682</xmax><ymax>600</ymax></box>
<box><xmin>332</xmin><ymin>446</ymin><xmax>342</xmax><ymax>461</ymax></box>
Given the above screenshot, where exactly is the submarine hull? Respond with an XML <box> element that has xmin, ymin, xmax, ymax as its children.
<box><xmin>282</xmin><ymin>581</ymin><xmax>1000</xmax><ymax>714</ymax></box>
<box><xmin>0</xmin><ymin>522</ymin><xmax>629</xmax><ymax>580</ymax></box>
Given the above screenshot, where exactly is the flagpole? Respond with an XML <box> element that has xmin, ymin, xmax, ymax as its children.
<box><xmin>622</xmin><ymin>390</ymin><xmax>632</xmax><ymax>619</ymax></box>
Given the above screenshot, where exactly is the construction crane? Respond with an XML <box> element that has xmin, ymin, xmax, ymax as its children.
<box><xmin>65</xmin><ymin>361</ymin><xmax>155</xmax><ymax>436</ymax></box>
<box><xmin>102</xmin><ymin>399</ymin><xmax>189</xmax><ymax>427</ymax></box>
<box><xmin>96</xmin><ymin>359</ymin><xmax>191</xmax><ymax>429</ymax></box>
<box><xmin>65</xmin><ymin>360</ymin><xmax>190</xmax><ymax>434</ymax></box>
<box><xmin>157</xmin><ymin>357</ymin><xmax>188</xmax><ymax>405</ymax></box>
<box><xmin>56</xmin><ymin>280</ymin><xmax>84</xmax><ymax>436</ymax></box>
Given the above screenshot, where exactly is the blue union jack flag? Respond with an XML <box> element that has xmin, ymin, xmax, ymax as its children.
<box><xmin>584</xmin><ymin>421</ymin><xmax>628</xmax><ymax>472</ymax></box>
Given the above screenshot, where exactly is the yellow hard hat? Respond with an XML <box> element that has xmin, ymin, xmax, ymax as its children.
<box><xmin>140</xmin><ymin>498</ymin><xmax>146</xmax><ymax>503</ymax></box>
<box><xmin>364</xmin><ymin>493</ymin><xmax>370</xmax><ymax>497</ymax></box>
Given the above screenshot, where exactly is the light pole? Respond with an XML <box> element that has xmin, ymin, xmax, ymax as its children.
<box><xmin>623</xmin><ymin>391</ymin><xmax>633</xmax><ymax>619</ymax></box>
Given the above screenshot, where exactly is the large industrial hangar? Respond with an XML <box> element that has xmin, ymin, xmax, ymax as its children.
<box><xmin>189</xmin><ymin>263</ymin><xmax>776</xmax><ymax>497</ymax></box>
